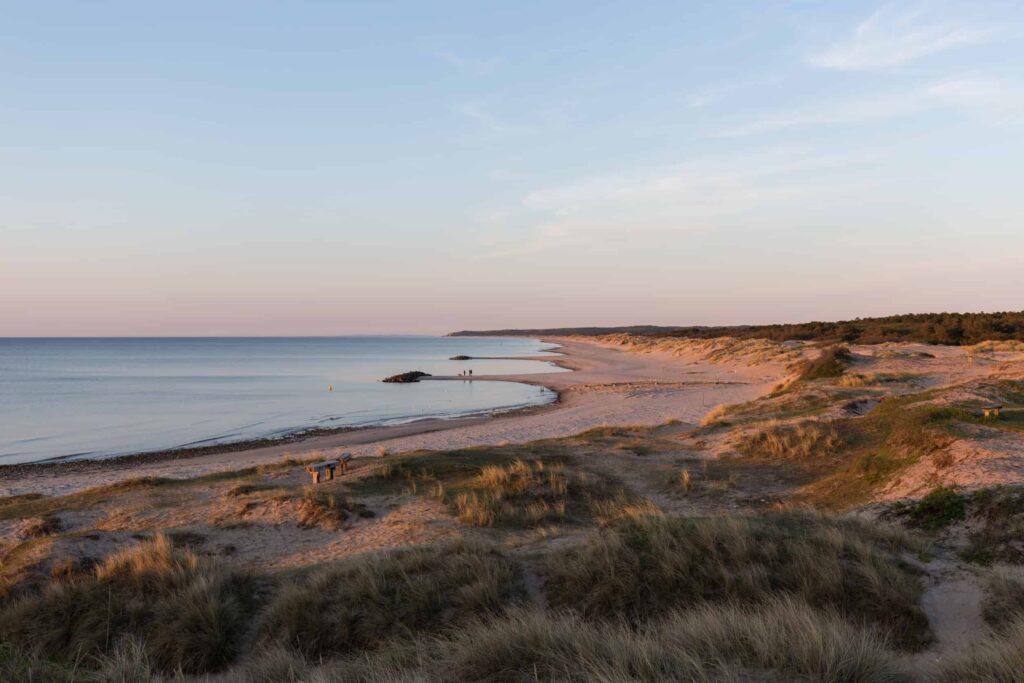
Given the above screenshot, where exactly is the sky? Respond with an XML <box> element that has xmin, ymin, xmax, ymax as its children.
<box><xmin>2</xmin><ymin>0</ymin><xmax>1022</xmax><ymax>336</ymax></box>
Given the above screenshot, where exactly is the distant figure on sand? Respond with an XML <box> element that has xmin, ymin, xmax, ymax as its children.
<box><xmin>469</xmin><ymin>369</ymin><xmax>473</xmax><ymax>377</ymax></box>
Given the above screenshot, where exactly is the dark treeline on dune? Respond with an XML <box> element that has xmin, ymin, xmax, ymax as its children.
<box><xmin>452</xmin><ymin>311</ymin><xmax>1024</xmax><ymax>346</ymax></box>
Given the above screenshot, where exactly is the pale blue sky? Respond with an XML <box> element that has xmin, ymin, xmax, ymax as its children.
<box><xmin>2</xmin><ymin>1</ymin><xmax>1022</xmax><ymax>335</ymax></box>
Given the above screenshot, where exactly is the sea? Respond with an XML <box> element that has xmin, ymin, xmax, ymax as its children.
<box><xmin>0</xmin><ymin>336</ymin><xmax>563</xmax><ymax>465</ymax></box>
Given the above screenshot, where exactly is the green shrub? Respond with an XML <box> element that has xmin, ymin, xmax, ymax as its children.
<box><xmin>894</xmin><ymin>487</ymin><xmax>968</xmax><ymax>530</ymax></box>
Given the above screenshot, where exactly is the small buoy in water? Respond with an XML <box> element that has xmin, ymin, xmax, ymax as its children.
<box><xmin>328</xmin><ymin>384</ymin><xmax>333</xmax><ymax>392</ymax></box>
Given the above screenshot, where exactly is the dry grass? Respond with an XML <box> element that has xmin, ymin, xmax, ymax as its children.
<box><xmin>434</xmin><ymin>458</ymin><xmax>627</xmax><ymax>528</ymax></box>
<box><xmin>966</xmin><ymin>340</ymin><xmax>1024</xmax><ymax>355</ymax></box>
<box><xmin>257</xmin><ymin>541</ymin><xmax>523</xmax><ymax>659</ymax></box>
<box><xmin>700</xmin><ymin>403</ymin><xmax>731</xmax><ymax>427</ymax></box>
<box><xmin>543</xmin><ymin>511</ymin><xmax>929</xmax><ymax>650</ymax></box>
<box><xmin>19</xmin><ymin>514</ymin><xmax>62</xmax><ymax>539</ymax></box>
<box><xmin>365</xmin><ymin>449</ymin><xmax>636</xmax><ymax>529</ymax></box>
<box><xmin>294</xmin><ymin>486</ymin><xmax>372</xmax><ymax>529</ymax></box>
<box><xmin>981</xmin><ymin>573</ymin><xmax>1024</xmax><ymax>632</ymax></box>
<box><xmin>837</xmin><ymin>372</ymin><xmax>921</xmax><ymax>387</ymax></box>
<box><xmin>236</xmin><ymin>599</ymin><xmax>907</xmax><ymax>683</ymax></box>
<box><xmin>0</xmin><ymin>534</ymin><xmax>265</xmax><ymax>675</ymax></box>
<box><xmin>736</xmin><ymin>420</ymin><xmax>844</xmax><ymax>460</ymax></box>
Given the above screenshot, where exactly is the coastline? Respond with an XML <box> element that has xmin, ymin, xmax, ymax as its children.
<box><xmin>0</xmin><ymin>344</ymin><xmax>573</xmax><ymax>482</ymax></box>
<box><xmin>0</xmin><ymin>338</ymin><xmax>787</xmax><ymax>497</ymax></box>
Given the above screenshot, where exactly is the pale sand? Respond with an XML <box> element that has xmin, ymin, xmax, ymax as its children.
<box><xmin>0</xmin><ymin>338</ymin><xmax>788</xmax><ymax>498</ymax></box>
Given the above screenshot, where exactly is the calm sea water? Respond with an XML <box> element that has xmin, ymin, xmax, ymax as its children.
<box><xmin>0</xmin><ymin>337</ymin><xmax>563</xmax><ymax>465</ymax></box>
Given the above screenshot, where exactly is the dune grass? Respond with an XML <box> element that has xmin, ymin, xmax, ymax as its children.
<box><xmin>0</xmin><ymin>534</ymin><xmax>266</xmax><ymax>675</ymax></box>
<box><xmin>257</xmin><ymin>541</ymin><xmax>523</xmax><ymax>659</ymax></box>
<box><xmin>238</xmin><ymin>599</ymin><xmax>909</xmax><ymax>683</ymax></box>
<box><xmin>433</xmin><ymin>457</ymin><xmax>634</xmax><ymax>528</ymax></box>
<box><xmin>736</xmin><ymin>419</ymin><xmax>845</xmax><ymax>460</ymax></box>
<box><xmin>837</xmin><ymin>372</ymin><xmax>922</xmax><ymax>387</ymax></box>
<box><xmin>543</xmin><ymin>511</ymin><xmax>929</xmax><ymax>650</ymax></box>
<box><xmin>359</xmin><ymin>447</ymin><xmax>638</xmax><ymax>529</ymax></box>
<box><xmin>959</xmin><ymin>486</ymin><xmax>1024</xmax><ymax>565</ymax></box>
<box><xmin>981</xmin><ymin>572</ymin><xmax>1024</xmax><ymax>632</ymax></box>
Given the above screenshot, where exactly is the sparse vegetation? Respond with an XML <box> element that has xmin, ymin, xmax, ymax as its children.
<box><xmin>295</xmin><ymin>486</ymin><xmax>372</xmax><ymax>529</ymax></box>
<box><xmin>798</xmin><ymin>394</ymin><xmax>971</xmax><ymax>509</ymax></box>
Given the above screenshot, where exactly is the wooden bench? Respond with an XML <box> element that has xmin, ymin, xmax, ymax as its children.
<box><xmin>305</xmin><ymin>453</ymin><xmax>353</xmax><ymax>484</ymax></box>
<box><xmin>982</xmin><ymin>405</ymin><xmax>1004</xmax><ymax>419</ymax></box>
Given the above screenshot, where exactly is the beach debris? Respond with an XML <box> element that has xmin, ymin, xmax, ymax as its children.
<box><xmin>382</xmin><ymin>371</ymin><xmax>432</xmax><ymax>383</ymax></box>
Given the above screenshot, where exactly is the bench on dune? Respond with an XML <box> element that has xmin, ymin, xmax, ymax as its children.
<box><xmin>305</xmin><ymin>453</ymin><xmax>352</xmax><ymax>484</ymax></box>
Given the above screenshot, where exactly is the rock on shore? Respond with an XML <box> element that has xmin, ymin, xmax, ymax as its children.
<box><xmin>382</xmin><ymin>371</ymin><xmax>432</xmax><ymax>383</ymax></box>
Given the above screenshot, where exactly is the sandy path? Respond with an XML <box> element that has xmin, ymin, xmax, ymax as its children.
<box><xmin>0</xmin><ymin>338</ymin><xmax>787</xmax><ymax>498</ymax></box>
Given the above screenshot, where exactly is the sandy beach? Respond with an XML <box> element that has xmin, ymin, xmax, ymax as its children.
<box><xmin>0</xmin><ymin>338</ymin><xmax>787</xmax><ymax>498</ymax></box>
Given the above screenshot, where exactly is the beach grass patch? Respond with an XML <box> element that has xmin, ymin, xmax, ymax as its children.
<box><xmin>543</xmin><ymin>511</ymin><xmax>929</xmax><ymax>650</ymax></box>
<box><xmin>0</xmin><ymin>535</ymin><xmax>268</xmax><ymax>675</ymax></box>
<box><xmin>257</xmin><ymin>541</ymin><xmax>523</xmax><ymax>659</ymax></box>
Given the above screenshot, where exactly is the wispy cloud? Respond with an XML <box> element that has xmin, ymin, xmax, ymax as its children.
<box><xmin>427</xmin><ymin>46</ymin><xmax>504</xmax><ymax>75</ymax></box>
<box><xmin>453</xmin><ymin>102</ymin><xmax>511</xmax><ymax>135</ymax></box>
<box><xmin>720</xmin><ymin>76</ymin><xmax>1024</xmax><ymax>136</ymax></box>
<box><xmin>684</xmin><ymin>76</ymin><xmax>782</xmax><ymax>109</ymax></box>
<box><xmin>809</xmin><ymin>2</ymin><xmax>994</xmax><ymax>71</ymax></box>
<box><xmin>481</xmin><ymin>149</ymin><xmax>878</xmax><ymax>258</ymax></box>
